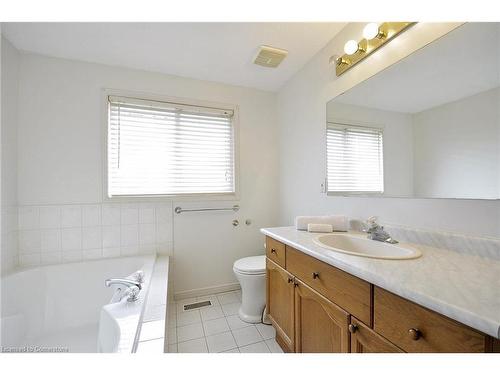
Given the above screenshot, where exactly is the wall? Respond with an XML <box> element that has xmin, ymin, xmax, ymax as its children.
<box><xmin>1</xmin><ymin>37</ymin><xmax>19</xmax><ymax>275</ymax></box>
<box><xmin>16</xmin><ymin>53</ymin><xmax>279</xmax><ymax>295</ymax></box>
<box><xmin>327</xmin><ymin>101</ymin><xmax>414</xmax><ymax>197</ymax></box>
<box><xmin>277</xmin><ymin>22</ymin><xmax>500</xmax><ymax>238</ymax></box>
<box><xmin>413</xmin><ymin>87</ymin><xmax>499</xmax><ymax>199</ymax></box>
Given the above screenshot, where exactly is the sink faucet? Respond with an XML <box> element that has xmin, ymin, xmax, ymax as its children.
<box><xmin>365</xmin><ymin>216</ymin><xmax>398</xmax><ymax>244</ymax></box>
<box><xmin>105</xmin><ymin>278</ymin><xmax>142</xmax><ymax>302</ymax></box>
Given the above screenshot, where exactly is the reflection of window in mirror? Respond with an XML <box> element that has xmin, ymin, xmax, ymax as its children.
<box><xmin>326</xmin><ymin>122</ymin><xmax>384</xmax><ymax>194</ymax></box>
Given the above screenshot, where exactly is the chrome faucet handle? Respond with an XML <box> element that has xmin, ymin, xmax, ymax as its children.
<box><xmin>132</xmin><ymin>270</ymin><xmax>144</xmax><ymax>284</ymax></box>
<box><xmin>365</xmin><ymin>216</ymin><xmax>381</xmax><ymax>233</ymax></box>
<box><xmin>126</xmin><ymin>286</ymin><xmax>140</xmax><ymax>302</ymax></box>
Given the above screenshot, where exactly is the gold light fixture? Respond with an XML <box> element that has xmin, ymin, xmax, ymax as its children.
<box><xmin>334</xmin><ymin>22</ymin><xmax>416</xmax><ymax>76</ymax></box>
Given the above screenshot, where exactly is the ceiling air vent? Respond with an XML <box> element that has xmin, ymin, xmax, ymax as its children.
<box><xmin>253</xmin><ymin>45</ymin><xmax>288</xmax><ymax>68</ymax></box>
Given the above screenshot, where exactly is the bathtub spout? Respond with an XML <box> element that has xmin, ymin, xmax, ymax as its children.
<box><xmin>105</xmin><ymin>278</ymin><xmax>142</xmax><ymax>290</ymax></box>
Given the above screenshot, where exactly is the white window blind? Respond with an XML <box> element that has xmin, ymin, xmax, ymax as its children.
<box><xmin>107</xmin><ymin>95</ymin><xmax>235</xmax><ymax>197</ymax></box>
<box><xmin>327</xmin><ymin>123</ymin><xmax>384</xmax><ymax>193</ymax></box>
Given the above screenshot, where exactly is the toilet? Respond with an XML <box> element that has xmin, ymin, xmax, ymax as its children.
<box><xmin>233</xmin><ymin>255</ymin><xmax>266</xmax><ymax>323</ymax></box>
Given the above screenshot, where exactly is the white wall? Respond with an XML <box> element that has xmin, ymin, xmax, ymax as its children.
<box><xmin>413</xmin><ymin>87</ymin><xmax>499</xmax><ymax>199</ymax></box>
<box><xmin>1</xmin><ymin>37</ymin><xmax>19</xmax><ymax>275</ymax></box>
<box><xmin>16</xmin><ymin>53</ymin><xmax>279</xmax><ymax>294</ymax></box>
<box><xmin>277</xmin><ymin>22</ymin><xmax>500</xmax><ymax>238</ymax></box>
<box><xmin>327</xmin><ymin>102</ymin><xmax>414</xmax><ymax>197</ymax></box>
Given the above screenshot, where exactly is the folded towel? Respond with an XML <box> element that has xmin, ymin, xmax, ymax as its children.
<box><xmin>296</xmin><ymin>215</ymin><xmax>349</xmax><ymax>232</ymax></box>
<box><xmin>307</xmin><ymin>223</ymin><xmax>333</xmax><ymax>233</ymax></box>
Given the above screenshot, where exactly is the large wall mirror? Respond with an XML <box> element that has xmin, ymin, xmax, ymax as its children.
<box><xmin>326</xmin><ymin>23</ymin><xmax>500</xmax><ymax>199</ymax></box>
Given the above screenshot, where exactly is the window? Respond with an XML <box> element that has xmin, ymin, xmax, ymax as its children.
<box><xmin>107</xmin><ymin>95</ymin><xmax>235</xmax><ymax>197</ymax></box>
<box><xmin>327</xmin><ymin>122</ymin><xmax>384</xmax><ymax>194</ymax></box>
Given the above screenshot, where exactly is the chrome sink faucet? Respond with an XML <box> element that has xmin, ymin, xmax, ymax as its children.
<box><xmin>365</xmin><ymin>216</ymin><xmax>398</xmax><ymax>244</ymax></box>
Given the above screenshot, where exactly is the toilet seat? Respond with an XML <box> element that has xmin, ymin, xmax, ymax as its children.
<box><xmin>233</xmin><ymin>255</ymin><xmax>265</xmax><ymax>275</ymax></box>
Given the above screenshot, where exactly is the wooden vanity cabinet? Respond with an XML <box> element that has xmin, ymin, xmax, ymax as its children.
<box><xmin>294</xmin><ymin>278</ymin><xmax>350</xmax><ymax>353</ymax></box>
<box><xmin>266</xmin><ymin>258</ymin><xmax>295</xmax><ymax>352</ymax></box>
<box><xmin>265</xmin><ymin>236</ymin><xmax>500</xmax><ymax>353</ymax></box>
<box><xmin>350</xmin><ymin>318</ymin><xmax>404</xmax><ymax>353</ymax></box>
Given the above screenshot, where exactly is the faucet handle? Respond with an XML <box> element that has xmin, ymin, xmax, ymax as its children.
<box><xmin>132</xmin><ymin>270</ymin><xmax>144</xmax><ymax>284</ymax></box>
<box><xmin>126</xmin><ymin>286</ymin><xmax>141</xmax><ymax>302</ymax></box>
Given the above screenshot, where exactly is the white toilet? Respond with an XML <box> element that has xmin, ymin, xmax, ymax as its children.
<box><xmin>233</xmin><ymin>255</ymin><xmax>266</xmax><ymax>323</ymax></box>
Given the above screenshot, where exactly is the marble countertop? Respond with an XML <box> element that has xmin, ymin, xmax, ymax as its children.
<box><xmin>261</xmin><ymin>226</ymin><xmax>500</xmax><ymax>339</ymax></box>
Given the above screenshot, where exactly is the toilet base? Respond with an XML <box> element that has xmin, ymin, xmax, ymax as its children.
<box><xmin>238</xmin><ymin>306</ymin><xmax>263</xmax><ymax>324</ymax></box>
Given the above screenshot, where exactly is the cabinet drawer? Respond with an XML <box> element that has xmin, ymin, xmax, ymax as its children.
<box><xmin>374</xmin><ymin>287</ymin><xmax>487</xmax><ymax>352</ymax></box>
<box><xmin>286</xmin><ymin>246</ymin><xmax>372</xmax><ymax>325</ymax></box>
<box><xmin>266</xmin><ymin>237</ymin><xmax>286</xmax><ymax>268</ymax></box>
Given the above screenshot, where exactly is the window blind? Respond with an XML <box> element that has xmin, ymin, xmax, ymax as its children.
<box><xmin>107</xmin><ymin>95</ymin><xmax>235</xmax><ymax>196</ymax></box>
<box><xmin>327</xmin><ymin>123</ymin><xmax>384</xmax><ymax>193</ymax></box>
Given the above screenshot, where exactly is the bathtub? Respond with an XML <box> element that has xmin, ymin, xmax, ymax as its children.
<box><xmin>1</xmin><ymin>255</ymin><xmax>157</xmax><ymax>353</ymax></box>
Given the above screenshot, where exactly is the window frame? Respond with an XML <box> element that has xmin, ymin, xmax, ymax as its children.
<box><xmin>102</xmin><ymin>88</ymin><xmax>240</xmax><ymax>202</ymax></box>
<box><xmin>326</xmin><ymin>119</ymin><xmax>385</xmax><ymax>197</ymax></box>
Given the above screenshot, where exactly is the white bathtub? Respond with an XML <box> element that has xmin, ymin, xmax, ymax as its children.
<box><xmin>1</xmin><ymin>255</ymin><xmax>156</xmax><ymax>353</ymax></box>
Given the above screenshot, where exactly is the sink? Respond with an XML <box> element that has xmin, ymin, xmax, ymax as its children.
<box><xmin>312</xmin><ymin>233</ymin><xmax>421</xmax><ymax>260</ymax></box>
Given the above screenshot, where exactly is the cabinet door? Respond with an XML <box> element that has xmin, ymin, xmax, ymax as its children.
<box><xmin>350</xmin><ymin>318</ymin><xmax>404</xmax><ymax>353</ymax></box>
<box><xmin>294</xmin><ymin>279</ymin><xmax>350</xmax><ymax>353</ymax></box>
<box><xmin>266</xmin><ymin>258</ymin><xmax>295</xmax><ymax>352</ymax></box>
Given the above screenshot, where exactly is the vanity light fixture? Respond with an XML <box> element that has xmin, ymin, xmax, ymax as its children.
<box><xmin>334</xmin><ymin>22</ymin><xmax>416</xmax><ymax>76</ymax></box>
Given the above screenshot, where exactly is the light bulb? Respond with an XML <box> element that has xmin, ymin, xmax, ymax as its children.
<box><xmin>363</xmin><ymin>23</ymin><xmax>380</xmax><ymax>40</ymax></box>
<box><xmin>344</xmin><ymin>40</ymin><xmax>359</xmax><ymax>55</ymax></box>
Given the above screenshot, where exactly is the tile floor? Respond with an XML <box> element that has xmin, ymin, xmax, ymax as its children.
<box><xmin>167</xmin><ymin>290</ymin><xmax>283</xmax><ymax>353</ymax></box>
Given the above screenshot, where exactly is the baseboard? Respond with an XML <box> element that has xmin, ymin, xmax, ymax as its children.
<box><xmin>174</xmin><ymin>282</ymin><xmax>241</xmax><ymax>300</ymax></box>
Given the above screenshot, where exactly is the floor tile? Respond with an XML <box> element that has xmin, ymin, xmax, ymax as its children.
<box><xmin>206</xmin><ymin>331</ymin><xmax>237</xmax><ymax>353</ymax></box>
<box><xmin>256</xmin><ymin>323</ymin><xmax>276</xmax><ymax>340</ymax></box>
<box><xmin>221</xmin><ymin>302</ymin><xmax>240</xmax><ymax>317</ymax></box>
<box><xmin>177</xmin><ymin>310</ymin><xmax>201</xmax><ymax>327</ymax></box>
<box><xmin>203</xmin><ymin>317</ymin><xmax>230</xmax><ymax>336</ymax></box>
<box><xmin>200</xmin><ymin>306</ymin><xmax>225</xmax><ymax>321</ymax></box>
<box><xmin>216</xmin><ymin>291</ymin><xmax>240</xmax><ymax>305</ymax></box>
<box><xmin>177</xmin><ymin>323</ymin><xmax>204</xmax><ymax>342</ymax></box>
<box><xmin>176</xmin><ymin>298</ymin><xmax>197</xmax><ymax>313</ymax></box>
<box><xmin>139</xmin><ymin>320</ymin><xmax>165</xmax><ymax>341</ymax></box>
<box><xmin>239</xmin><ymin>341</ymin><xmax>270</xmax><ymax>353</ymax></box>
<box><xmin>136</xmin><ymin>338</ymin><xmax>165</xmax><ymax>353</ymax></box>
<box><xmin>226</xmin><ymin>315</ymin><xmax>253</xmax><ymax>330</ymax></box>
<box><xmin>265</xmin><ymin>338</ymin><xmax>284</xmax><ymax>353</ymax></box>
<box><xmin>221</xmin><ymin>348</ymin><xmax>240</xmax><ymax>353</ymax></box>
<box><xmin>177</xmin><ymin>338</ymin><xmax>208</xmax><ymax>353</ymax></box>
<box><xmin>232</xmin><ymin>326</ymin><xmax>262</xmax><ymax>347</ymax></box>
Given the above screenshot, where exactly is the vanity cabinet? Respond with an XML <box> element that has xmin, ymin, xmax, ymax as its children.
<box><xmin>294</xmin><ymin>278</ymin><xmax>350</xmax><ymax>353</ymax></box>
<box><xmin>266</xmin><ymin>258</ymin><xmax>295</xmax><ymax>352</ymax></box>
<box><xmin>265</xmin><ymin>236</ymin><xmax>499</xmax><ymax>353</ymax></box>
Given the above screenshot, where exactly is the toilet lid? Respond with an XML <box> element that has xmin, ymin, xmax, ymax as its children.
<box><xmin>233</xmin><ymin>255</ymin><xmax>266</xmax><ymax>275</ymax></box>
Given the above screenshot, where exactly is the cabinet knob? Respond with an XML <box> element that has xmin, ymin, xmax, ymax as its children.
<box><xmin>271</xmin><ymin>248</ymin><xmax>277</xmax><ymax>254</ymax></box>
<box><xmin>287</xmin><ymin>277</ymin><xmax>294</xmax><ymax>284</ymax></box>
<box><xmin>408</xmin><ymin>328</ymin><xmax>421</xmax><ymax>341</ymax></box>
<box><xmin>312</xmin><ymin>272</ymin><xmax>320</xmax><ymax>279</ymax></box>
<box><xmin>348</xmin><ymin>323</ymin><xmax>358</xmax><ymax>333</ymax></box>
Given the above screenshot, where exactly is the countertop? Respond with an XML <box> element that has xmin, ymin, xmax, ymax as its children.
<box><xmin>261</xmin><ymin>226</ymin><xmax>500</xmax><ymax>339</ymax></box>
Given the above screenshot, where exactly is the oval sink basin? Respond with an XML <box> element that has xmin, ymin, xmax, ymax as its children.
<box><xmin>312</xmin><ymin>233</ymin><xmax>421</xmax><ymax>260</ymax></box>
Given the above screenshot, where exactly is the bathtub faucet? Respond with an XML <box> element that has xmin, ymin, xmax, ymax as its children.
<box><xmin>105</xmin><ymin>278</ymin><xmax>142</xmax><ymax>302</ymax></box>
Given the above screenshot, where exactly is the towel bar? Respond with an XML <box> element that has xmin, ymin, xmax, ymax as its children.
<box><xmin>174</xmin><ymin>205</ymin><xmax>240</xmax><ymax>214</ymax></box>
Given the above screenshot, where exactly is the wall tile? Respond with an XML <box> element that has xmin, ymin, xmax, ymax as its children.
<box><xmin>121</xmin><ymin>204</ymin><xmax>138</xmax><ymax>225</ymax></box>
<box><xmin>82</xmin><ymin>205</ymin><xmax>101</xmax><ymax>226</ymax></box>
<box><xmin>102</xmin><ymin>225</ymin><xmax>121</xmax><ymax>248</ymax></box>
<box><xmin>19</xmin><ymin>230</ymin><xmax>41</xmax><ymax>253</ymax></box>
<box><xmin>82</xmin><ymin>226</ymin><xmax>102</xmax><ymax>249</ymax></box>
<box><xmin>156</xmin><ymin>203</ymin><xmax>172</xmax><ymax>223</ymax></box>
<box><xmin>18</xmin><ymin>207</ymin><xmax>39</xmax><ymax>230</ymax></box>
<box><xmin>83</xmin><ymin>249</ymin><xmax>102</xmax><ymax>260</ymax></box>
<box><xmin>121</xmin><ymin>245</ymin><xmax>139</xmax><ymax>256</ymax></box>
<box><xmin>62</xmin><ymin>250</ymin><xmax>82</xmax><ymax>263</ymax></box>
<box><xmin>121</xmin><ymin>224</ymin><xmax>139</xmax><ymax>246</ymax></box>
<box><xmin>61</xmin><ymin>205</ymin><xmax>82</xmax><ymax>228</ymax></box>
<box><xmin>102</xmin><ymin>204</ymin><xmax>121</xmax><ymax>225</ymax></box>
<box><xmin>39</xmin><ymin>206</ymin><xmax>61</xmax><ymax>229</ymax></box>
<box><xmin>61</xmin><ymin>227</ymin><xmax>82</xmax><ymax>250</ymax></box>
<box><xmin>139</xmin><ymin>204</ymin><xmax>155</xmax><ymax>224</ymax></box>
<box><xmin>19</xmin><ymin>253</ymin><xmax>41</xmax><ymax>267</ymax></box>
<box><xmin>102</xmin><ymin>247</ymin><xmax>121</xmax><ymax>258</ymax></box>
<box><xmin>41</xmin><ymin>252</ymin><xmax>62</xmax><ymax>265</ymax></box>
<box><xmin>40</xmin><ymin>229</ymin><xmax>62</xmax><ymax>252</ymax></box>
<box><xmin>139</xmin><ymin>223</ymin><xmax>156</xmax><ymax>245</ymax></box>
<box><xmin>156</xmin><ymin>220</ymin><xmax>172</xmax><ymax>243</ymax></box>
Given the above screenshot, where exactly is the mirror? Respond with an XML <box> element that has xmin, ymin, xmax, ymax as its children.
<box><xmin>326</xmin><ymin>23</ymin><xmax>500</xmax><ymax>199</ymax></box>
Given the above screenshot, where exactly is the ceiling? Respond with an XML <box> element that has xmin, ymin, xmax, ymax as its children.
<box><xmin>333</xmin><ymin>22</ymin><xmax>500</xmax><ymax>114</ymax></box>
<box><xmin>2</xmin><ymin>22</ymin><xmax>345</xmax><ymax>92</ymax></box>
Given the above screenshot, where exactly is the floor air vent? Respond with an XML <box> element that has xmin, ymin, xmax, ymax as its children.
<box><xmin>183</xmin><ymin>300</ymin><xmax>212</xmax><ymax>311</ymax></box>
